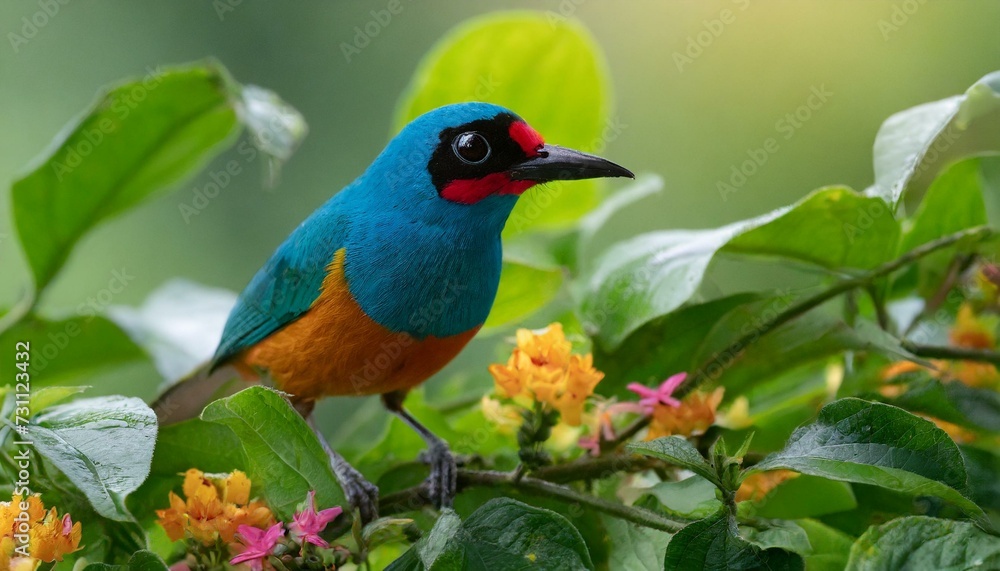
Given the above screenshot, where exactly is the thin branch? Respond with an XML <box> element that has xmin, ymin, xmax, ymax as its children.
<box><xmin>379</xmin><ymin>466</ymin><xmax>684</xmax><ymax>533</ymax></box>
<box><xmin>675</xmin><ymin>226</ymin><xmax>992</xmax><ymax>399</ymax></box>
<box><xmin>901</xmin><ymin>342</ymin><xmax>1000</xmax><ymax>367</ymax></box>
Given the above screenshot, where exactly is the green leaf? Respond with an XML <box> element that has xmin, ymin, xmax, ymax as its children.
<box><xmin>870</xmin><ymin>71</ymin><xmax>1000</xmax><ymax>210</ymax></box>
<box><xmin>0</xmin><ymin>314</ymin><xmax>146</xmax><ymax>386</ymax></box>
<box><xmin>602</xmin><ymin>515</ymin><xmax>672</xmax><ymax>571</ymax></box>
<box><xmin>961</xmin><ymin>445</ymin><xmax>1000</xmax><ymax>512</ymax></box>
<box><xmin>237</xmin><ymin>84</ymin><xmax>308</xmax><ymax>185</ymax></box>
<box><xmin>31</xmin><ymin>396</ymin><xmax>157</xmax><ymax>521</ymax></box>
<box><xmin>108</xmin><ymin>279</ymin><xmax>237</xmax><ymax>382</ymax></box>
<box><xmin>28</xmin><ymin>385</ymin><xmax>88</xmax><ymax>413</ymax></box>
<box><xmin>636</xmin><ymin>476</ymin><xmax>722</xmax><ymax>520</ymax></box>
<box><xmin>388</xmin><ymin>498</ymin><xmax>594</xmax><ymax>571</ymax></box>
<box><xmin>901</xmin><ymin>159</ymin><xmax>989</xmax><ymax>252</ymax></box>
<box><xmin>593</xmin><ymin>293</ymin><xmax>759</xmax><ymax>397</ymax></box>
<box><xmin>200</xmin><ymin>386</ymin><xmax>346</xmax><ymax>520</ymax></box>
<box><xmin>629</xmin><ymin>437</ymin><xmax>720</xmax><ymax>488</ymax></box>
<box><xmin>753</xmin><ymin>398</ymin><xmax>987</xmax><ymax>525</ymax></box>
<box><xmin>12</xmin><ymin>64</ymin><xmax>238</xmax><ymax>292</ymax></box>
<box><xmin>663</xmin><ymin>507</ymin><xmax>804</xmax><ymax>571</ymax></box>
<box><xmin>739</xmin><ymin>521</ymin><xmax>811</xmax><ymax>556</ymax></box>
<box><xmin>725</xmin><ymin>187</ymin><xmax>900</xmax><ymax>270</ymax></box>
<box><xmin>750</xmin><ymin>475</ymin><xmax>857</xmax><ymax>519</ymax></box>
<box><xmin>846</xmin><ymin>516</ymin><xmax>1000</xmax><ymax>570</ymax></box>
<box><xmin>395</xmin><ymin>11</ymin><xmax>612</xmax><ymax>235</ymax></box>
<box><xmin>583</xmin><ymin>187</ymin><xmax>900</xmax><ymax>349</ymax></box>
<box><xmin>483</xmin><ymin>261</ymin><xmax>563</xmax><ymax>329</ymax></box>
<box><xmin>885</xmin><ymin>374</ymin><xmax>1000</xmax><ymax>434</ymax></box>
<box><xmin>82</xmin><ymin>549</ymin><xmax>169</xmax><ymax>571</ymax></box>
<box><xmin>795</xmin><ymin>519</ymin><xmax>854</xmax><ymax>571</ymax></box>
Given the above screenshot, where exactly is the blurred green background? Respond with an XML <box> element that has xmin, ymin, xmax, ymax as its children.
<box><xmin>1</xmin><ymin>1</ymin><xmax>999</xmax><ymax>437</ymax></box>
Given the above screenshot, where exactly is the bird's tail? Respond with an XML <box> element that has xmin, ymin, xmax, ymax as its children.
<box><xmin>152</xmin><ymin>362</ymin><xmax>255</xmax><ymax>425</ymax></box>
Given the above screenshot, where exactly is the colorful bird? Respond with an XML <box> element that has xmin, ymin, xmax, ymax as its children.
<box><xmin>154</xmin><ymin>102</ymin><xmax>633</xmax><ymax>521</ymax></box>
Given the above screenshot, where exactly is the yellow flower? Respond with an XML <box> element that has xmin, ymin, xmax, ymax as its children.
<box><xmin>156</xmin><ymin>469</ymin><xmax>274</xmax><ymax>545</ymax></box>
<box><xmin>647</xmin><ymin>388</ymin><xmax>724</xmax><ymax>439</ymax></box>
<box><xmin>736</xmin><ymin>470</ymin><xmax>798</xmax><ymax>503</ymax></box>
<box><xmin>480</xmin><ymin>395</ymin><xmax>522</xmax><ymax>434</ymax></box>
<box><xmin>488</xmin><ymin>323</ymin><xmax>604</xmax><ymax>426</ymax></box>
<box><xmin>0</xmin><ymin>494</ymin><xmax>81</xmax><ymax>564</ymax></box>
<box><xmin>950</xmin><ymin>303</ymin><xmax>996</xmax><ymax>349</ymax></box>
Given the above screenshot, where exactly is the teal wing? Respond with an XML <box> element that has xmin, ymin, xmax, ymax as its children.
<box><xmin>211</xmin><ymin>197</ymin><xmax>349</xmax><ymax>367</ymax></box>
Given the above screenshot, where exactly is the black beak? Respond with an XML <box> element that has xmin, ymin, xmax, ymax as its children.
<box><xmin>508</xmin><ymin>144</ymin><xmax>634</xmax><ymax>182</ymax></box>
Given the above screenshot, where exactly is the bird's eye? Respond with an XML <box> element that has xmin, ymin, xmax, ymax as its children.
<box><xmin>452</xmin><ymin>132</ymin><xmax>491</xmax><ymax>164</ymax></box>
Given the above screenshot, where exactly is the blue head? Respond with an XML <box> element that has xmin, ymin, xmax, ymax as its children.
<box><xmin>349</xmin><ymin>102</ymin><xmax>633</xmax><ymax>233</ymax></box>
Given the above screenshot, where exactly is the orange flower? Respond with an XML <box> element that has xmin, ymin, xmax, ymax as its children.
<box><xmin>156</xmin><ymin>469</ymin><xmax>274</xmax><ymax>545</ymax></box>
<box><xmin>488</xmin><ymin>323</ymin><xmax>604</xmax><ymax>426</ymax></box>
<box><xmin>647</xmin><ymin>388</ymin><xmax>724</xmax><ymax>439</ymax></box>
<box><xmin>736</xmin><ymin>470</ymin><xmax>798</xmax><ymax>503</ymax></box>
<box><xmin>0</xmin><ymin>494</ymin><xmax>81</xmax><ymax>565</ymax></box>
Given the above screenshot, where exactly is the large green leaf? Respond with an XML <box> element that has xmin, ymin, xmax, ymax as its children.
<box><xmin>635</xmin><ymin>476</ymin><xmax>722</xmax><ymax>521</ymax></box>
<box><xmin>0</xmin><ymin>314</ymin><xmax>146</xmax><ymax>386</ymax></box>
<box><xmin>663</xmin><ymin>506</ymin><xmax>804</xmax><ymax>571</ymax></box>
<box><xmin>395</xmin><ymin>11</ymin><xmax>611</xmax><ymax>234</ymax></box>
<box><xmin>10</xmin><ymin>61</ymin><xmax>305</xmax><ymax>293</ymax></box>
<box><xmin>82</xmin><ymin>549</ymin><xmax>170</xmax><ymax>571</ymax></box>
<box><xmin>629</xmin><ymin>437</ymin><xmax>720</xmax><ymax>488</ymax></box>
<box><xmin>869</xmin><ymin>71</ymin><xmax>1000</xmax><ymax>210</ymax></box>
<box><xmin>795</xmin><ymin>519</ymin><xmax>854</xmax><ymax>571</ymax></box>
<box><xmin>846</xmin><ymin>516</ymin><xmax>1000</xmax><ymax>570</ymax></box>
<box><xmin>750</xmin><ymin>476</ymin><xmax>857</xmax><ymax>520</ymax></box>
<box><xmin>31</xmin><ymin>396</ymin><xmax>157</xmax><ymax>521</ymax></box>
<box><xmin>582</xmin><ymin>187</ymin><xmax>900</xmax><ymax>349</ymax></box>
<box><xmin>388</xmin><ymin>498</ymin><xmax>594</xmax><ymax>571</ymax></box>
<box><xmin>753</xmin><ymin>399</ymin><xmax>987</xmax><ymax>525</ymax></box>
<box><xmin>900</xmin><ymin>159</ymin><xmax>989</xmax><ymax>253</ymax></box>
<box><xmin>885</xmin><ymin>374</ymin><xmax>1000</xmax><ymax>434</ymax></box>
<box><xmin>200</xmin><ymin>387</ymin><xmax>346</xmax><ymax>520</ymax></box>
<box><xmin>483</xmin><ymin>261</ymin><xmax>563</xmax><ymax>329</ymax></box>
<box><xmin>602</xmin><ymin>515</ymin><xmax>672</xmax><ymax>571</ymax></box>
<box><xmin>108</xmin><ymin>279</ymin><xmax>237</xmax><ymax>382</ymax></box>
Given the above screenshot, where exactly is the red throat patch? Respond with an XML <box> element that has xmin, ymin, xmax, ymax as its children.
<box><xmin>441</xmin><ymin>173</ymin><xmax>535</xmax><ymax>204</ymax></box>
<box><xmin>509</xmin><ymin>121</ymin><xmax>544</xmax><ymax>156</ymax></box>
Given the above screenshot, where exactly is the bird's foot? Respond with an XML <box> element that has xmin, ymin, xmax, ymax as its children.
<box><xmin>335</xmin><ymin>461</ymin><xmax>380</xmax><ymax>525</ymax></box>
<box><xmin>419</xmin><ymin>440</ymin><xmax>457</xmax><ymax>509</ymax></box>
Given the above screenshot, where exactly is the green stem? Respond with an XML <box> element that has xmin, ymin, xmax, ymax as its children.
<box><xmin>675</xmin><ymin>226</ymin><xmax>992</xmax><ymax>399</ymax></box>
<box><xmin>901</xmin><ymin>342</ymin><xmax>1000</xmax><ymax>367</ymax></box>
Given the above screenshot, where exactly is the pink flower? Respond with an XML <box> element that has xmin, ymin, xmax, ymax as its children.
<box><xmin>230</xmin><ymin>523</ymin><xmax>284</xmax><ymax>571</ymax></box>
<box><xmin>288</xmin><ymin>491</ymin><xmax>342</xmax><ymax>548</ymax></box>
<box><xmin>578</xmin><ymin>401</ymin><xmax>648</xmax><ymax>457</ymax></box>
<box><xmin>627</xmin><ymin>372</ymin><xmax>687</xmax><ymax>414</ymax></box>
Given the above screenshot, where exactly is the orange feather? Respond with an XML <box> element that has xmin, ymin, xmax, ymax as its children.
<box><xmin>232</xmin><ymin>248</ymin><xmax>477</xmax><ymax>402</ymax></box>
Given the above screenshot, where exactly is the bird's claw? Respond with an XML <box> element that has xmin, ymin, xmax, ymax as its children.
<box><xmin>422</xmin><ymin>441</ymin><xmax>457</xmax><ymax>509</ymax></box>
<box><xmin>340</xmin><ymin>470</ymin><xmax>380</xmax><ymax>525</ymax></box>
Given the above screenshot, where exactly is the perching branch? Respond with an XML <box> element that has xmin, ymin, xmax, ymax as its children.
<box><xmin>674</xmin><ymin>226</ymin><xmax>993</xmax><ymax>400</ymax></box>
<box><xmin>379</xmin><ymin>454</ymin><xmax>684</xmax><ymax>533</ymax></box>
<box><xmin>901</xmin><ymin>342</ymin><xmax>1000</xmax><ymax>367</ymax></box>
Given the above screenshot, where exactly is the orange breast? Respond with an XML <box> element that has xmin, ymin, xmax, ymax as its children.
<box><xmin>232</xmin><ymin>249</ymin><xmax>478</xmax><ymax>402</ymax></box>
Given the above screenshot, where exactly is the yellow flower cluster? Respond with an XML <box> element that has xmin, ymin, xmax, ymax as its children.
<box><xmin>156</xmin><ymin>469</ymin><xmax>273</xmax><ymax>545</ymax></box>
<box><xmin>1</xmin><ymin>494</ymin><xmax>82</xmax><ymax>569</ymax></box>
<box><xmin>646</xmin><ymin>388</ymin><xmax>724</xmax><ymax>440</ymax></box>
<box><xmin>488</xmin><ymin>323</ymin><xmax>605</xmax><ymax>425</ymax></box>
